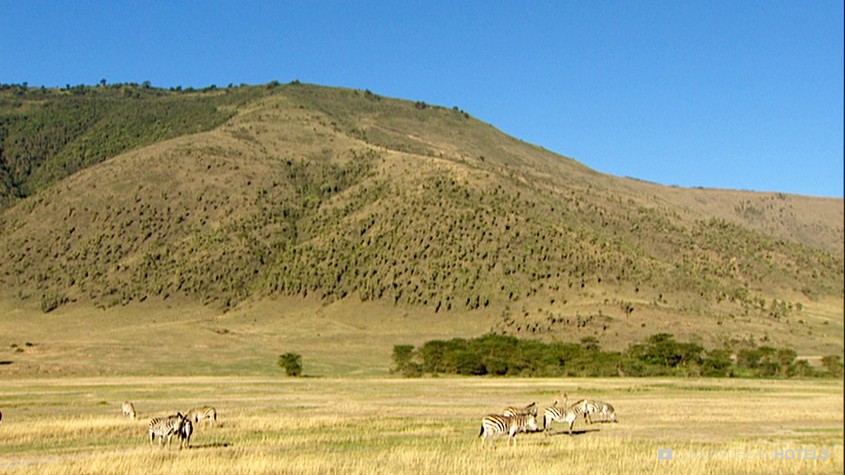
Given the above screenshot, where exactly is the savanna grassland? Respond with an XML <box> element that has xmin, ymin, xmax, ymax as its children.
<box><xmin>1</xmin><ymin>82</ymin><xmax>842</xmax><ymax>474</ymax></box>
<box><xmin>0</xmin><ymin>377</ymin><xmax>842</xmax><ymax>475</ymax></box>
<box><xmin>1</xmin><ymin>299</ymin><xmax>843</xmax><ymax>474</ymax></box>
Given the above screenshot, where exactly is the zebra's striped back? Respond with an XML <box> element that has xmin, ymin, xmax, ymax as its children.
<box><xmin>576</xmin><ymin>399</ymin><xmax>617</xmax><ymax>423</ymax></box>
<box><xmin>148</xmin><ymin>413</ymin><xmax>186</xmax><ymax>448</ymax></box>
<box><xmin>543</xmin><ymin>403</ymin><xmax>585</xmax><ymax>434</ymax></box>
<box><xmin>479</xmin><ymin>413</ymin><xmax>539</xmax><ymax>447</ymax></box>
<box><xmin>571</xmin><ymin>399</ymin><xmax>599</xmax><ymax>423</ymax></box>
<box><xmin>122</xmin><ymin>401</ymin><xmax>136</xmax><ymax>419</ymax></box>
<box><xmin>595</xmin><ymin>401</ymin><xmax>617</xmax><ymax>423</ymax></box>
<box><xmin>187</xmin><ymin>405</ymin><xmax>217</xmax><ymax>427</ymax></box>
<box><xmin>503</xmin><ymin>401</ymin><xmax>538</xmax><ymax>418</ymax></box>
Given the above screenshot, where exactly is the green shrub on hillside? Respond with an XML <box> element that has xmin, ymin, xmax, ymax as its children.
<box><xmin>39</xmin><ymin>291</ymin><xmax>67</xmax><ymax>313</ymax></box>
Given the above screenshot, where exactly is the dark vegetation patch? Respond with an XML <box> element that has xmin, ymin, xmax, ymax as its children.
<box><xmin>392</xmin><ymin>333</ymin><xmax>845</xmax><ymax>379</ymax></box>
<box><xmin>0</xmin><ymin>82</ymin><xmax>270</xmax><ymax>207</ymax></box>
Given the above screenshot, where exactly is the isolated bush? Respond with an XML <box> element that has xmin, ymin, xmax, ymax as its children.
<box><xmin>278</xmin><ymin>352</ymin><xmax>303</xmax><ymax>377</ymax></box>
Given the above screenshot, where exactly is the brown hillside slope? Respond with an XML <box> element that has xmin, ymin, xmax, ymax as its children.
<box><xmin>0</xmin><ymin>84</ymin><xmax>841</xmax><ymax>354</ymax></box>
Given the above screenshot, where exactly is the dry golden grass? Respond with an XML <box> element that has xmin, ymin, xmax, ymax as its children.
<box><xmin>0</xmin><ymin>291</ymin><xmax>841</xmax><ymax>475</ymax></box>
<box><xmin>2</xmin><ymin>296</ymin><xmax>841</xmax><ymax>379</ymax></box>
<box><xmin>0</xmin><ymin>297</ymin><xmax>497</xmax><ymax>377</ymax></box>
<box><xmin>0</xmin><ymin>377</ymin><xmax>841</xmax><ymax>474</ymax></box>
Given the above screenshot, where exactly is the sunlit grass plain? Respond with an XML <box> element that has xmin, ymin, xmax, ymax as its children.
<box><xmin>1</xmin><ymin>298</ymin><xmax>842</xmax><ymax>474</ymax></box>
<box><xmin>0</xmin><ymin>377</ymin><xmax>841</xmax><ymax>474</ymax></box>
<box><xmin>0</xmin><ymin>83</ymin><xmax>842</xmax><ymax>474</ymax></box>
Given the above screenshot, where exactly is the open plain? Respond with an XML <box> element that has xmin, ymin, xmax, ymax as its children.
<box><xmin>0</xmin><ymin>376</ymin><xmax>842</xmax><ymax>474</ymax></box>
<box><xmin>1</xmin><ymin>297</ymin><xmax>843</xmax><ymax>474</ymax></box>
<box><xmin>0</xmin><ymin>83</ymin><xmax>842</xmax><ymax>474</ymax></box>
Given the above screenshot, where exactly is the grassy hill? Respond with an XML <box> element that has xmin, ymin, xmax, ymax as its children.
<box><xmin>0</xmin><ymin>82</ymin><xmax>842</xmax><ymax>367</ymax></box>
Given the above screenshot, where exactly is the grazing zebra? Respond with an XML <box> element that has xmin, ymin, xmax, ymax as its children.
<box><xmin>179</xmin><ymin>417</ymin><xmax>193</xmax><ymax>449</ymax></box>
<box><xmin>149</xmin><ymin>413</ymin><xmax>188</xmax><ymax>448</ymax></box>
<box><xmin>589</xmin><ymin>400</ymin><xmax>617</xmax><ymax>423</ymax></box>
<box><xmin>570</xmin><ymin>399</ymin><xmax>597</xmax><ymax>423</ymax></box>
<box><xmin>503</xmin><ymin>401</ymin><xmax>538</xmax><ymax>417</ymax></box>
<box><xmin>187</xmin><ymin>405</ymin><xmax>217</xmax><ymax>428</ymax></box>
<box><xmin>122</xmin><ymin>401</ymin><xmax>137</xmax><ymax>419</ymax></box>
<box><xmin>479</xmin><ymin>413</ymin><xmax>539</xmax><ymax>447</ymax></box>
<box><xmin>571</xmin><ymin>399</ymin><xmax>618</xmax><ymax>424</ymax></box>
<box><xmin>543</xmin><ymin>403</ymin><xmax>587</xmax><ymax>435</ymax></box>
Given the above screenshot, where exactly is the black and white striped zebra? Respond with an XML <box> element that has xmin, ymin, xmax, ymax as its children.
<box><xmin>479</xmin><ymin>413</ymin><xmax>539</xmax><ymax>447</ymax></box>
<box><xmin>542</xmin><ymin>403</ymin><xmax>587</xmax><ymax>435</ymax></box>
<box><xmin>503</xmin><ymin>401</ymin><xmax>538</xmax><ymax>418</ymax></box>
<box><xmin>187</xmin><ymin>405</ymin><xmax>217</xmax><ymax>428</ymax></box>
<box><xmin>587</xmin><ymin>400</ymin><xmax>617</xmax><ymax>423</ymax></box>
<box><xmin>148</xmin><ymin>413</ymin><xmax>187</xmax><ymax>448</ymax></box>
<box><xmin>122</xmin><ymin>401</ymin><xmax>136</xmax><ymax>419</ymax></box>
<box><xmin>179</xmin><ymin>417</ymin><xmax>193</xmax><ymax>449</ymax></box>
<box><xmin>570</xmin><ymin>399</ymin><xmax>597</xmax><ymax>423</ymax></box>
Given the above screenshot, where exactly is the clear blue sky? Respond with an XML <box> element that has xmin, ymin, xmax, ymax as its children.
<box><xmin>3</xmin><ymin>1</ymin><xmax>842</xmax><ymax>197</ymax></box>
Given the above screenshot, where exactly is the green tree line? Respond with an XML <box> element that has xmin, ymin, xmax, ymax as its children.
<box><xmin>392</xmin><ymin>333</ymin><xmax>844</xmax><ymax>379</ymax></box>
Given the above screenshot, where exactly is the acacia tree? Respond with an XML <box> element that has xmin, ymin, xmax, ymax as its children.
<box><xmin>278</xmin><ymin>352</ymin><xmax>303</xmax><ymax>376</ymax></box>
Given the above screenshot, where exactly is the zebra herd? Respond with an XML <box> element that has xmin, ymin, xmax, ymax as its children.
<box><xmin>121</xmin><ymin>400</ymin><xmax>218</xmax><ymax>449</ymax></box>
<box><xmin>4</xmin><ymin>395</ymin><xmax>609</xmax><ymax>449</ymax></box>
<box><xmin>149</xmin><ymin>412</ymin><xmax>193</xmax><ymax>449</ymax></box>
<box><xmin>479</xmin><ymin>396</ymin><xmax>618</xmax><ymax>447</ymax></box>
